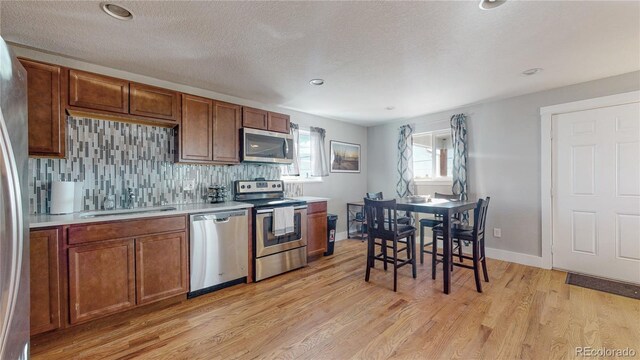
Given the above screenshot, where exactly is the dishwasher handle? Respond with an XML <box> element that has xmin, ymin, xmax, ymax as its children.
<box><xmin>192</xmin><ymin>210</ymin><xmax>246</xmax><ymax>222</ymax></box>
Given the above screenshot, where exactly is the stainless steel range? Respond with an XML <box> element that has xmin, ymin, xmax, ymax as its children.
<box><xmin>234</xmin><ymin>179</ymin><xmax>307</xmax><ymax>281</ymax></box>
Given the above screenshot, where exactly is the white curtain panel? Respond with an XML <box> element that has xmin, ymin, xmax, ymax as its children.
<box><xmin>281</xmin><ymin>123</ymin><xmax>300</xmax><ymax>176</ymax></box>
<box><xmin>396</xmin><ymin>124</ymin><xmax>415</xmax><ymax>198</ymax></box>
<box><xmin>310</xmin><ymin>126</ymin><xmax>329</xmax><ymax>177</ymax></box>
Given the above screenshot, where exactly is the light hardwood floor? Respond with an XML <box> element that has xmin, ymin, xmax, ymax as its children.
<box><xmin>31</xmin><ymin>240</ymin><xmax>640</xmax><ymax>360</ymax></box>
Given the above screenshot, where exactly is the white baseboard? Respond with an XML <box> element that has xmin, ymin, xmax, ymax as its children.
<box><xmin>484</xmin><ymin>247</ymin><xmax>544</xmax><ymax>268</ymax></box>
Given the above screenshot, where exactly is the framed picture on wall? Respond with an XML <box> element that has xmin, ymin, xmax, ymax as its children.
<box><xmin>330</xmin><ymin>141</ymin><xmax>361</xmax><ymax>173</ymax></box>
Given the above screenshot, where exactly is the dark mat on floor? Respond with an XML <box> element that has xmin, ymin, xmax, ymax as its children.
<box><xmin>566</xmin><ymin>273</ymin><xmax>640</xmax><ymax>300</ymax></box>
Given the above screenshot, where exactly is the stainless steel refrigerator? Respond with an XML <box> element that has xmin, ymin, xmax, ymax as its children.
<box><xmin>0</xmin><ymin>36</ymin><xmax>30</xmax><ymax>359</ymax></box>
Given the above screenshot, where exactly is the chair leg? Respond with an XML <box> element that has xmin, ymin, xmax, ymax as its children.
<box><xmin>419</xmin><ymin>224</ymin><xmax>425</xmax><ymax>264</ymax></box>
<box><xmin>481</xmin><ymin>238</ymin><xmax>489</xmax><ymax>282</ymax></box>
<box><xmin>382</xmin><ymin>239</ymin><xmax>388</xmax><ymax>271</ymax></box>
<box><xmin>458</xmin><ymin>239</ymin><xmax>464</xmax><ymax>263</ymax></box>
<box><xmin>406</xmin><ymin>235</ymin><xmax>411</xmax><ymax>259</ymax></box>
<box><xmin>365</xmin><ymin>237</ymin><xmax>372</xmax><ymax>282</ymax></box>
<box><xmin>393</xmin><ymin>238</ymin><xmax>399</xmax><ymax>292</ymax></box>
<box><xmin>472</xmin><ymin>240</ymin><xmax>482</xmax><ymax>293</ymax></box>
<box><xmin>431</xmin><ymin>234</ymin><xmax>437</xmax><ymax>280</ymax></box>
<box><xmin>411</xmin><ymin>234</ymin><xmax>417</xmax><ymax>279</ymax></box>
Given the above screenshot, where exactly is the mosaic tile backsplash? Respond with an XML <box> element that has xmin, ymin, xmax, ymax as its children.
<box><xmin>29</xmin><ymin>117</ymin><xmax>290</xmax><ymax>214</ymax></box>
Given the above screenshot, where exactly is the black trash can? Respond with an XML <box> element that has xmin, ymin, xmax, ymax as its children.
<box><xmin>324</xmin><ymin>214</ymin><xmax>338</xmax><ymax>256</ymax></box>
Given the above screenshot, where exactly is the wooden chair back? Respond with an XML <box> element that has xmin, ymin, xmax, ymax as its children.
<box><xmin>364</xmin><ymin>198</ymin><xmax>398</xmax><ymax>240</ymax></box>
<box><xmin>472</xmin><ymin>197</ymin><xmax>491</xmax><ymax>241</ymax></box>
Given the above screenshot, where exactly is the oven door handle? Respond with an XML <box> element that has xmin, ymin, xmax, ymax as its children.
<box><xmin>256</xmin><ymin>206</ymin><xmax>307</xmax><ymax>214</ymax></box>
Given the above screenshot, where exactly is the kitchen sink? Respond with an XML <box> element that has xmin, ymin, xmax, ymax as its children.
<box><xmin>80</xmin><ymin>206</ymin><xmax>177</xmax><ymax>218</ymax></box>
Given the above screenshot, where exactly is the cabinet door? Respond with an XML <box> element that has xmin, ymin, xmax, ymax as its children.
<box><xmin>68</xmin><ymin>239</ymin><xmax>135</xmax><ymax>324</ymax></box>
<box><xmin>213</xmin><ymin>101</ymin><xmax>241</xmax><ymax>163</ymax></box>
<box><xmin>267</xmin><ymin>112</ymin><xmax>290</xmax><ymax>134</ymax></box>
<box><xmin>130</xmin><ymin>82</ymin><xmax>180</xmax><ymax>122</ymax></box>
<box><xmin>135</xmin><ymin>232</ymin><xmax>188</xmax><ymax>305</ymax></box>
<box><xmin>242</xmin><ymin>107</ymin><xmax>268</xmax><ymax>130</ymax></box>
<box><xmin>307</xmin><ymin>212</ymin><xmax>328</xmax><ymax>257</ymax></box>
<box><xmin>20</xmin><ymin>59</ymin><xmax>64</xmax><ymax>157</ymax></box>
<box><xmin>180</xmin><ymin>94</ymin><xmax>213</xmax><ymax>162</ymax></box>
<box><xmin>30</xmin><ymin>228</ymin><xmax>61</xmax><ymax>335</ymax></box>
<box><xmin>68</xmin><ymin>69</ymin><xmax>129</xmax><ymax>114</ymax></box>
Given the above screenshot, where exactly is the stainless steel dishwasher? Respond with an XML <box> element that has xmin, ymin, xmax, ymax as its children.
<box><xmin>188</xmin><ymin>209</ymin><xmax>248</xmax><ymax>298</ymax></box>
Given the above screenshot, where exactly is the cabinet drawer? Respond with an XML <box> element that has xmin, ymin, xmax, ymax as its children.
<box><xmin>130</xmin><ymin>83</ymin><xmax>180</xmax><ymax>121</ymax></box>
<box><xmin>68</xmin><ymin>69</ymin><xmax>129</xmax><ymax>114</ymax></box>
<box><xmin>68</xmin><ymin>215</ymin><xmax>187</xmax><ymax>245</ymax></box>
<box><xmin>307</xmin><ymin>201</ymin><xmax>327</xmax><ymax>215</ymax></box>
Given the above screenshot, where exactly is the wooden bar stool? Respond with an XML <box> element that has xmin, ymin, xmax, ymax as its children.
<box><xmin>432</xmin><ymin>197</ymin><xmax>491</xmax><ymax>292</ymax></box>
<box><xmin>364</xmin><ymin>198</ymin><xmax>417</xmax><ymax>292</ymax></box>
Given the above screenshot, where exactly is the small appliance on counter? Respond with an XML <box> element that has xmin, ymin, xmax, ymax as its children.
<box><xmin>50</xmin><ymin>181</ymin><xmax>76</xmax><ymax>214</ymax></box>
<box><xmin>206</xmin><ymin>184</ymin><xmax>227</xmax><ymax>203</ymax></box>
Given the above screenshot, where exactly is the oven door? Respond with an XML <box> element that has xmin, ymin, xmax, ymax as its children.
<box><xmin>255</xmin><ymin>207</ymin><xmax>307</xmax><ymax>257</ymax></box>
<box><xmin>243</xmin><ymin>128</ymin><xmax>294</xmax><ymax>164</ymax></box>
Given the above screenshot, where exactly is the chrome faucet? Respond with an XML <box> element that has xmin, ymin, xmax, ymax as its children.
<box><xmin>124</xmin><ymin>188</ymin><xmax>136</xmax><ymax>209</ymax></box>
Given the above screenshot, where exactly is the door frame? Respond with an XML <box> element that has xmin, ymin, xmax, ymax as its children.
<box><xmin>539</xmin><ymin>90</ymin><xmax>640</xmax><ymax>269</ymax></box>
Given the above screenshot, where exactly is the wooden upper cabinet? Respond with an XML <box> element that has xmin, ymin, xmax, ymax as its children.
<box><xmin>213</xmin><ymin>101</ymin><xmax>241</xmax><ymax>163</ymax></box>
<box><xmin>130</xmin><ymin>83</ymin><xmax>180</xmax><ymax>122</ymax></box>
<box><xmin>20</xmin><ymin>59</ymin><xmax>64</xmax><ymax>158</ymax></box>
<box><xmin>30</xmin><ymin>228</ymin><xmax>61</xmax><ymax>335</ymax></box>
<box><xmin>180</xmin><ymin>94</ymin><xmax>214</xmax><ymax>162</ymax></box>
<box><xmin>242</xmin><ymin>107</ymin><xmax>268</xmax><ymax>130</ymax></box>
<box><xmin>68</xmin><ymin>239</ymin><xmax>136</xmax><ymax>325</ymax></box>
<box><xmin>267</xmin><ymin>112</ymin><xmax>290</xmax><ymax>134</ymax></box>
<box><xmin>135</xmin><ymin>232</ymin><xmax>188</xmax><ymax>305</ymax></box>
<box><xmin>68</xmin><ymin>69</ymin><xmax>129</xmax><ymax>114</ymax></box>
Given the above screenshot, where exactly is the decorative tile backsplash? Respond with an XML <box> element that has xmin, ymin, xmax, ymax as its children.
<box><xmin>28</xmin><ymin>117</ymin><xmax>284</xmax><ymax>214</ymax></box>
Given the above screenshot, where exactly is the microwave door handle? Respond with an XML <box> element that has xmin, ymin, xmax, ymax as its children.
<box><xmin>283</xmin><ymin>138</ymin><xmax>289</xmax><ymax>158</ymax></box>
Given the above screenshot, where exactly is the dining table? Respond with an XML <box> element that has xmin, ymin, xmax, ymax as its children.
<box><xmin>395</xmin><ymin>197</ymin><xmax>477</xmax><ymax>294</ymax></box>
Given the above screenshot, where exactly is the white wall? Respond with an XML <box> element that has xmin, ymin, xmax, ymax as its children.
<box><xmin>368</xmin><ymin>71</ymin><xmax>640</xmax><ymax>257</ymax></box>
<box><xmin>11</xmin><ymin>44</ymin><xmax>368</xmax><ymax>234</ymax></box>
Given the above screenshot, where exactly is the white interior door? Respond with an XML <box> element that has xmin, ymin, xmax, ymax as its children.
<box><xmin>553</xmin><ymin>101</ymin><xmax>640</xmax><ymax>284</ymax></box>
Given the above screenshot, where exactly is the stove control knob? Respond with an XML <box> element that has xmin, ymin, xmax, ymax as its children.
<box><xmin>240</xmin><ymin>185</ymin><xmax>245</xmax><ymax>189</ymax></box>
<box><xmin>247</xmin><ymin>185</ymin><xmax>252</xmax><ymax>189</ymax></box>
<box><xmin>272</xmin><ymin>184</ymin><xmax>276</xmax><ymax>188</ymax></box>
<box><xmin>277</xmin><ymin>184</ymin><xmax>282</xmax><ymax>188</ymax></box>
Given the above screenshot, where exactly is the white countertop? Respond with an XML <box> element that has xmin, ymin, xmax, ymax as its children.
<box><xmin>292</xmin><ymin>196</ymin><xmax>330</xmax><ymax>203</ymax></box>
<box><xmin>29</xmin><ymin>201</ymin><xmax>253</xmax><ymax>228</ymax></box>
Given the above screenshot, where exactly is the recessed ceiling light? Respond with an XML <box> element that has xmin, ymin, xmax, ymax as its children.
<box><xmin>386</xmin><ymin>106</ymin><xmax>395</xmax><ymax>110</ymax></box>
<box><xmin>479</xmin><ymin>0</ymin><xmax>506</xmax><ymax>10</ymax></box>
<box><xmin>101</xmin><ymin>3</ymin><xmax>133</xmax><ymax>20</ymax></box>
<box><xmin>522</xmin><ymin>68</ymin><xmax>543</xmax><ymax>76</ymax></box>
<box><xmin>309</xmin><ymin>79</ymin><xmax>324</xmax><ymax>86</ymax></box>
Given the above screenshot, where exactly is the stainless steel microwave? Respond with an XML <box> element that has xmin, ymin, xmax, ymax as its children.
<box><xmin>242</xmin><ymin>128</ymin><xmax>294</xmax><ymax>164</ymax></box>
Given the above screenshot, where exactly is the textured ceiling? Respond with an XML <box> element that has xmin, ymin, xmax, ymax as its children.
<box><xmin>1</xmin><ymin>1</ymin><xmax>638</xmax><ymax>126</ymax></box>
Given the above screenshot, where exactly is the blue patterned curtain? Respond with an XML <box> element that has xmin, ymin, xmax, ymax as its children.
<box><xmin>451</xmin><ymin>113</ymin><xmax>469</xmax><ymax>222</ymax></box>
<box><xmin>396</xmin><ymin>124</ymin><xmax>415</xmax><ymax>198</ymax></box>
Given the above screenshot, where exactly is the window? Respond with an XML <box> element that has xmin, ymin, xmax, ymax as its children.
<box><xmin>412</xmin><ymin>130</ymin><xmax>453</xmax><ymax>182</ymax></box>
<box><xmin>282</xmin><ymin>129</ymin><xmax>322</xmax><ymax>182</ymax></box>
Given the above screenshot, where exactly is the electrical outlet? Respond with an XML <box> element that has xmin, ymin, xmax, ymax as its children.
<box><xmin>183</xmin><ymin>179</ymin><xmax>196</xmax><ymax>191</ymax></box>
<box><xmin>493</xmin><ymin>228</ymin><xmax>502</xmax><ymax>238</ymax></box>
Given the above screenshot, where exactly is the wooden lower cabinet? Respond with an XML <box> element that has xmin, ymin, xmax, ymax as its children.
<box><xmin>30</xmin><ymin>228</ymin><xmax>61</xmax><ymax>335</ymax></box>
<box><xmin>306</xmin><ymin>202</ymin><xmax>328</xmax><ymax>259</ymax></box>
<box><xmin>135</xmin><ymin>232</ymin><xmax>188</xmax><ymax>305</ymax></box>
<box><xmin>68</xmin><ymin>239</ymin><xmax>136</xmax><ymax>325</ymax></box>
